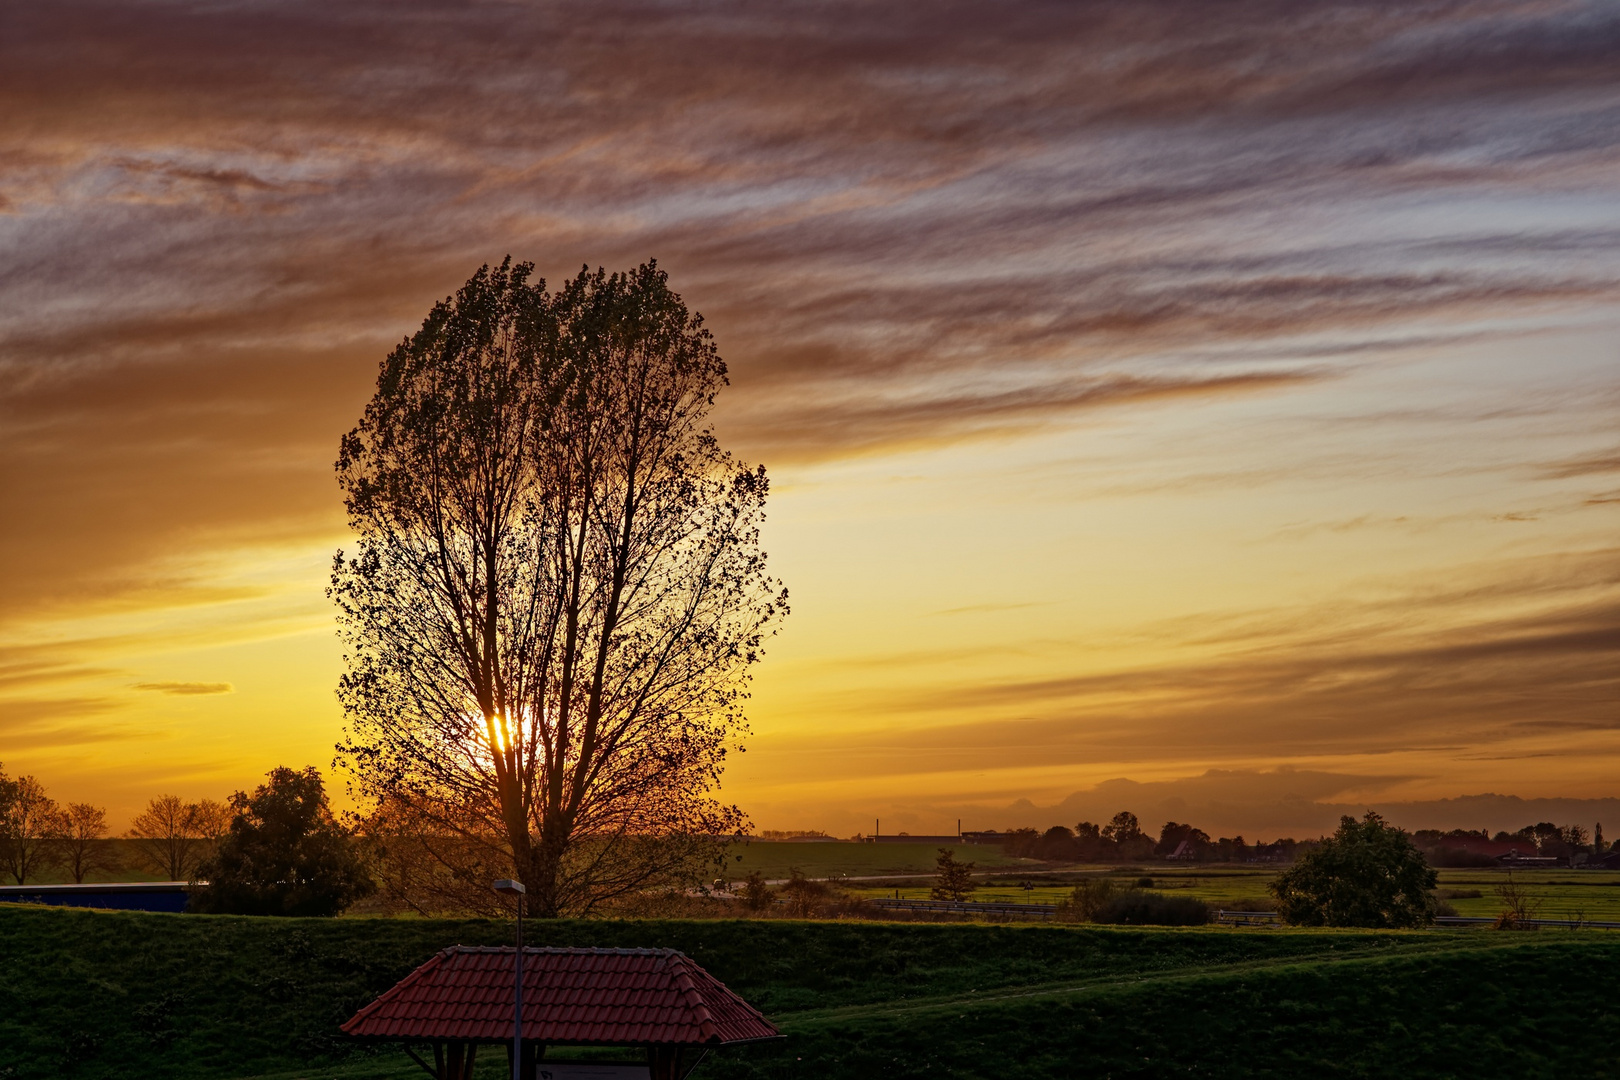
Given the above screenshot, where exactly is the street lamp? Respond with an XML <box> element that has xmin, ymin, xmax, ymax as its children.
<box><xmin>493</xmin><ymin>879</ymin><xmax>526</xmax><ymax>1080</ymax></box>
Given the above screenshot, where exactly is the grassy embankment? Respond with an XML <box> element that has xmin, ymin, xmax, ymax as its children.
<box><xmin>3</xmin><ymin>904</ymin><xmax>1618</xmax><ymax>1080</ymax></box>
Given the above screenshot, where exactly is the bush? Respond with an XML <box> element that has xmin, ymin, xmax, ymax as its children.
<box><xmin>777</xmin><ymin>868</ymin><xmax>827</xmax><ymax>917</ymax></box>
<box><xmin>1055</xmin><ymin>879</ymin><xmax>1117</xmax><ymax>922</ymax></box>
<box><xmin>1093</xmin><ymin>892</ymin><xmax>1210</xmax><ymax>926</ymax></box>
<box><xmin>741</xmin><ymin>870</ymin><xmax>773</xmax><ymax>911</ymax></box>
<box><xmin>190</xmin><ymin>767</ymin><xmax>373</xmax><ymax>917</ymax></box>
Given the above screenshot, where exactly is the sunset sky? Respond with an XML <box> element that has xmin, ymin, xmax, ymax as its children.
<box><xmin>3</xmin><ymin>1</ymin><xmax>1617</xmax><ymax>838</ymax></box>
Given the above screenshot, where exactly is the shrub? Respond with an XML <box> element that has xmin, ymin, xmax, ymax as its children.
<box><xmin>1093</xmin><ymin>892</ymin><xmax>1210</xmax><ymax>926</ymax></box>
<box><xmin>1055</xmin><ymin>878</ymin><xmax>1118</xmax><ymax>922</ymax></box>
<box><xmin>777</xmin><ymin>868</ymin><xmax>828</xmax><ymax>917</ymax></box>
<box><xmin>1135</xmin><ymin>876</ymin><xmax>1154</xmax><ymax>888</ymax></box>
<box><xmin>741</xmin><ymin>870</ymin><xmax>773</xmax><ymax>911</ymax></box>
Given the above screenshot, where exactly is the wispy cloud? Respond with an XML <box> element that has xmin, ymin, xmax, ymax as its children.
<box><xmin>132</xmin><ymin>681</ymin><xmax>234</xmax><ymax>696</ymax></box>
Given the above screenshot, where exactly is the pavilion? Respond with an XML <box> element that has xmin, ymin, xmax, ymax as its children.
<box><xmin>341</xmin><ymin>945</ymin><xmax>780</xmax><ymax>1080</ymax></box>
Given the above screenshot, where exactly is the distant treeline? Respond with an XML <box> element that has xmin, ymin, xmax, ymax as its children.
<box><xmin>0</xmin><ymin>764</ymin><xmax>371</xmax><ymax>915</ymax></box>
<box><xmin>0</xmin><ymin>762</ymin><xmax>233</xmax><ymax>885</ymax></box>
<box><xmin>967</xmin><ymin>811</ymin><xmax>1610</xmax><ymax>867</ymax></box>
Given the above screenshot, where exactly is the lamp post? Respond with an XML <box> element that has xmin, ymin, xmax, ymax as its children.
<box><xmin>493</xmin><ymin>879</ymin><xmax>526</xmax><ymax>1080</ymax></box>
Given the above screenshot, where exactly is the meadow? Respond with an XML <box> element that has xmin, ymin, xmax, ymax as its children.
<box><xmin>3</xmin><ymin>904</ymin><xmax>1618</xmax><ymax>1080</ymax></box>
<box><xmin>724</xmin><ymin>842</ymin><xmax>1620</xmax><ymax>923</ymax></box>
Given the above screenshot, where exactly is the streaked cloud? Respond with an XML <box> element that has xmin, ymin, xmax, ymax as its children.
<box><xmin>132</xmin><ymin>681</ymin><xmax>234</xmax><ymax>696</ymax></box>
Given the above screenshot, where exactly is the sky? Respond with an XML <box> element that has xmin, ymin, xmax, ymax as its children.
<box><xmin>2</xmin><ymin>0</ymin><xmax>1617</xmax><ymax>839</ymax></box>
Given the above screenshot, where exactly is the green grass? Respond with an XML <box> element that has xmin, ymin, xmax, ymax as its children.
<box><xmin>850</xmin><ymin>866</ymin><xmax>1620</xmax><ymax>922</ymax></box>
<box><xmin>3</xmin><ymin>905</ymin><xmax>1618</xmax><ymax>1080</ymax></box>
<box><xmin>723</xmin><ymin>840</ymin><xmax>1030</xmax><ymax>880</ymax></box>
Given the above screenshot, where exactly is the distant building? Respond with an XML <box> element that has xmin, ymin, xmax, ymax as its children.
<box><xmin>1166</xmin><ymin>840</ymin><xmax>1197</xmax><ymax>861</ymax></box>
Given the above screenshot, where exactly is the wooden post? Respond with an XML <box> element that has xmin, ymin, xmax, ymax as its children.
<box><xmin>443</xmin><ymin>1041</ymin><xmax>477</xmax><ymax>1080</ymax></box>
<box><xmin>647</xmin><ymin>1045</ymin><xmax>683</xmax><ymax>1080</ymax></box>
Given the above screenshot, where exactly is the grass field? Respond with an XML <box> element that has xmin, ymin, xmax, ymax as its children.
<box><xmin>846</xmin><ymin>865</ymin><xmax>1620</xmax><ymax>921</ymax></box>
<box><xmin>724</xmin><ymin>840</ymin><xmax>1030</xmax><ymax>881</ymax></box>
<box><xmin>3</xmin><ymin>905</ymin><xmax>1619</xmax><ymax>1079</ymax></box>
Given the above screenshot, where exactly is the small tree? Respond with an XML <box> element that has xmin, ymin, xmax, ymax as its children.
<box><xmin>1270</xmin><ymin>811</ymin><xmax>1438</xmax><ymax>928</ymax></box>
<box><xmin>129</xmin><ymin>795</ymin><xmax>202</xmax><ymax>880</ymax></box>
<box><xmin>740</xmin><ymin>870</ymin><xmax>773</xmax><ymax>911</ymax></box>
<box><xmin>0</xmin><ymin>771</ymin><xmax>64</xmax><ymax>884</ymax></box>
<box><xmin>58</xmin><ymin>803</ymin><xmax>119</xmax><ymax>883</ymax></box>
<box><xmin>777</xmin><ymin>867</ymin><xmax>827</xmax><ymax>917</ymax></box>
<box><xmin>930</xmin><ymin>847</ymin><xmax>976</xmax><ymax>901</ymax></box>
<box><xmin>191</xmin><ymin>766</ymin><xmax>375</xmax><ymax>917</ymax></box>
<box><xmin>1493</xmin><ymin>872</ymin><xmax>1543</xmax><ymax>929</ymax></box>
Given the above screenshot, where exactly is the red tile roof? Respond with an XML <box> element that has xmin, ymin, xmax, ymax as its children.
<box><xmin>341</xmin><ymin>947</ymin><xmax>779</xmax><ymax>1047</ymax></box>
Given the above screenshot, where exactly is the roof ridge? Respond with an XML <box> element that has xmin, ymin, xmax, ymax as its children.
<box><xmin>662</xmin><ymin>952</ymin><xmax>719</xmax><ymax>1043</ymax></box>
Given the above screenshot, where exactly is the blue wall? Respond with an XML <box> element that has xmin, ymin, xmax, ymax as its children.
<box><xmin>0</xmin><ymin>885</ymin><xmax>190</xmax><ymax>913</ymax></box>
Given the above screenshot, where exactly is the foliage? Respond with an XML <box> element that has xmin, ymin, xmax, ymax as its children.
<box><xmin>1156</xmin><ymin>820</ymin><xmax>1211</xmax><ymax>859</ymax></box>
<box><xmin>1271</xmin><ymin>811</ymin><xmax>1438</xmax><ymax>928</ymax></box>
<box><xmin>1100</xmin><ymin>810</ymin><xmax>1144</xmax><ymax>847</ymax></box>
<box><xmin>57</xmin><ymin>803</ymin><xmax>118</xmax><ymax>884</ymax></box>
<box><xmin>191</xmin><ymin>767</ymin><xmax>375</xmax><ymax>917</ymax></box>
<box><xmin>0</xmin><ymin>768</ymin><xmax>64</xmax><ymax>885</ymax></box>
<box><xmin>1092</xmin><ymin>891</ymin><xmax>1210</xmax><ymax>926</ymax></box>
<box><xmin>1493</xmin><ymin>871</ymin><xmax>1544</xmax><ymax>930</ymax></box>
<box><xmin>777</xmin><ymin>868</ymin><xmax>827</xmax><ymax>917</ymax></box>
<box><xmin>740</xmin><ymin>870</ymin><xmax>772</xmax><ymax>911</ymax></box>
<box><xmin>4</xmin><ymin>906</ymin><xmax>1619</xmax><ymax>1080</ymax></box>
<box><xmin>929</xmin><ymin>848</ymin><xmax>976</xmax><ymax>901</ymax></box>
<box><xmin>1055</xmin><ymin>878</ymin><xmax>1118</xmax><ymax>922</ymax></box>
<box><xmin>333</xmin><ymin>258</ymin><xmax>785</xmax><ymax>917</ymax></box>
<box><xmin>127</xmin><ymin>795</ymin><xmax>232</xmax><ymax>881</ymax></box>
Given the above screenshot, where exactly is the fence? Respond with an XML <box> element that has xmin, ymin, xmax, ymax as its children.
<box><xmin>866</xmin><ymin>897</ymin><xmax>1057</xmax><ymax>919</ymax></box>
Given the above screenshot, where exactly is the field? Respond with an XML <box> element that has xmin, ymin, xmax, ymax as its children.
<box><xmin>30</xmin><ymin>841</ymin><xmax>1619</xmax><ymax>926</ymax></box>
<box><xmin>724</xmin><ymin>840</ymin><xmax>1029</xmax><ymax>881</ymax></box>
<box><xmin>718</xmin><ymin>844</ymin><xmax>1620</xmax><ymax>923</ymax></box>
<box><xmin>844</xmin><ymin>866</ymin><xmax>1620</xmax><ymax>922</ymax></box>
<box><xmin>4</xmin><ymin>905</ymin><xmax>1619</xmax><ymax>1080</ymax></box>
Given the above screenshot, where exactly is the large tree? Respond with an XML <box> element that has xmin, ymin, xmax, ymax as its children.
<box><xmin>333</xmin><ymin>259</ymin><xmax>785</xmax><ymax>917</ymax></box>
<box><xmin>1270</xmin><ymin>811</ymin><xmax>1438</xmax><ymax>928</ymax></box>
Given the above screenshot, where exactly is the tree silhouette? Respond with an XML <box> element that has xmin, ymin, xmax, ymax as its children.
<box><xmin>334</xmin><ymin>259</ymin><xmax>786</xmax><ymax>916</ymax></box>
<box><xmin>931</xmin><ymin>848</ymin><xmax>977</xmax><ymax>901</ymax></box>
<box><xmin>0</xmin><ymin>769</ymin><xmax>63</xmax><ymax>885</ymax></box>
<box><xmin>191</xmin><ymin>766</ymin><xmax>373</xmax><ymax>917</ymax></box>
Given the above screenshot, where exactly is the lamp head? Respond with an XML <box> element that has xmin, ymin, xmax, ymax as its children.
<box><xmin>493</xmin><ymin>878</ymin><xmax>527</xmax><ymax>896</ymax></box>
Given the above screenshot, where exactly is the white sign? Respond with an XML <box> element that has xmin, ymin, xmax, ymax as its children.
<box><xmin>536</xmin><ymin>1065</ymin><xmax>652</xmax><ymax>1080</ymax></box>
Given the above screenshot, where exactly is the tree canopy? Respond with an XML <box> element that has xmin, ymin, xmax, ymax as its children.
<box><xmin>191</xmin><ymin>766</ymin><xmax>373</xmax><ymax>917</ymax></box>
<box><xmin>1270</xmin><ymin>811</ymin><xmax>1438</xmax><ymax>928</ymax></box>
<box><xmin>333</xmin><ymin>259</ymin><xmax>786</xmax><ymax>916</ymax></box>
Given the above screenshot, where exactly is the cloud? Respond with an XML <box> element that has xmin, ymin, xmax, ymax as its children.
<box><xmin>1541</xmin><ymin>448</ymin><xmax>1620</xmax><ymax>480</ymax></box>
<box><xmin>132</xmin><ymin>682</ymin><xmax>235</xmax><ymax>696</ymax></box>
